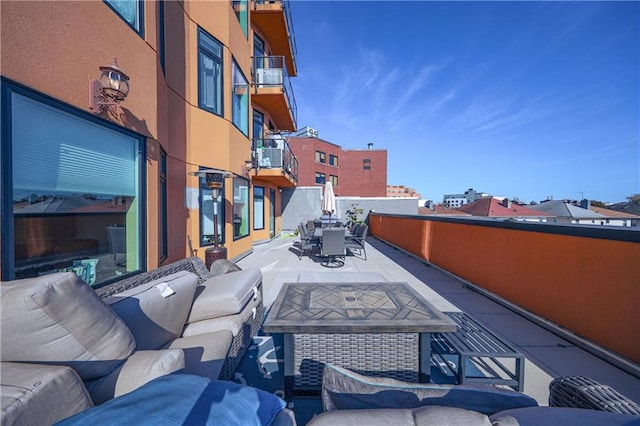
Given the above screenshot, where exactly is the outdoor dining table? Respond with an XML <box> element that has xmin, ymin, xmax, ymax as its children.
<box><xmin>313</xmin><ymin>226</ymin><xmax>349</xmax><ymax>239</ymax></box>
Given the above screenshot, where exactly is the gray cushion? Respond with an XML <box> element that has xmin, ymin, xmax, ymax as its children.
<box><xmin>168</xmin><ymin>330</ymin><xmax>234</xmax><ymax>380</ymax></box>
<box><xmin>308</xmin><ymin>406</ymin><xmax>492</xmax><ymax>426</ymax></box>
<box><xmin>1</xmin><ymin>362</ymin><xmax>93</xmax><ymax>425</ymax></box>
<box><xmin>84</xmin><ymin>349</ymin><xmax>184</xmax><ymax>404</ymax></box>
<box><xmin>322</xmin><ymin>364</ymin><xmax>538</xmax><ymax>415</ymax></box>
<box><xmin>182</xmin><ymin>290</ymin><xmax>262</xmax><ymax>337</ymax></box>
<box><xmin>490</xmin><ymin>406</ymin><xmax>640</xmax><ymax>426</ymax></box>
<box><xmin>187</xmin><ymin>268</ymin><xmax>262</xmax><ymax>322</ymax></box>
<box><xmin>105</xmin><ymin>271</ymin><xmax>198</xmax><ymax>350</ymax></box>
<box><xmin>0</xmin><ymin>273</ymin><xmax>135</xmax><ymax>380</ymax></box>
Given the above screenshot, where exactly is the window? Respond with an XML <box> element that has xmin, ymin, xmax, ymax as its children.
<box><xmin>199</xmin><ymin>172</ymin><xmax>225</xmax><ymax>246</ymax></box>
<box><xmin>159</xmin><ymin>148</ymin><xmax>167</xmax><ymax>260</ymax></box>
<box><xmin>363</xmin><ymin>158</ymin><xmax>371</xmax><ymax>163</ymax></box>
<box><xmin>329</xmin><ymin>154</ymin><xmax>338</xmax><ymax>166</ymax></box>
<box><xmin>233</xmin><ymin>0</ymin><xmax>248</xmax><ymax>38</ymax></box>
<box><xmin>232</xmin><ymin>59</ymin><xmax>249</xmax><ymax>136</ymax></box>
<box><xmin>330</xmin><ymin>175</ymin><xmax>338</xmax><ymax>186</ymax></box>
<box><xmin>233</xmin><ymin>177</ymin><xmax>250</xmax><ymax>239</ymax></box>
<box><xmin>253</xmin><ymin>186</ymin><xmax>265</xmax><ymax>230</ymax></box>
<box><xmin>198</xmin><ymin>28</ymin><xmax>223</xmax><ymax>116</ymax></box>
<box><xmin>363</xmin><ymin>165</ymin><xmax>371</xmax><ymax>170</ymax></box>
<box><xmin>253</xmin><ymin>109</ymin><xmax>264</xmax><ymax>144</ymax></box>
<box><xmin>3</xmin><ymin>88</ymin><xmax>144</xmax><ymax>285</ymax></box>
<box><xmin>158</xmin><ymin>0</ymin><xmax>165</xmax><ymax>74</ymax></box>
<box><xmin>104</xmin><ymin>0</ymin><xmax>144</xmax><ymax>35</ymax></box>
<box><xmin>315</xmin><ymin>151</ymin><xmax>326</xmax><ymax>163</ymax></box>
<box><xmin>315</xmin><ymin>172</ymin><xmax>325</xmax><ymax>184</ymax></box>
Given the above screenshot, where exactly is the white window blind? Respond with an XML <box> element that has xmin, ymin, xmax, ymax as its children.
<box><xmin>11</xmin><ymin>93</ymin><xmax>139</xmax><ymax>197</ymax></box>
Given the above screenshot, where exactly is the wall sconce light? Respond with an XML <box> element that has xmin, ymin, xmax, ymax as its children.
<box><xmin>90</xmin><ymin>58</ymin><xmax>130</xmax><ymax>114</ymax></box>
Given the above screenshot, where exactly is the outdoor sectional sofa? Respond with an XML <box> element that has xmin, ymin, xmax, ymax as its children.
<box><xmin>306</xmin><ymin>364</ymin><xmax>640</xmax><ymax>425</ymax></box>
<box><xmin>0</xmin><ymin>257</ymin><xmax>295</xmax><ymax>425</ymax></box>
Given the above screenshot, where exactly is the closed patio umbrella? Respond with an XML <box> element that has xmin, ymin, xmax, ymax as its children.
<box><xmin>322</xmin><ymin>181</ymin><xmax>337</xmax><ymax>221</ymax></box>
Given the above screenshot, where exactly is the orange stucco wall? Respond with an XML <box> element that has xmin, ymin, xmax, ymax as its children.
<box><xmin>370</xmin><ymin>214</ymin><xmax>640</xmax><ymax>364</ymax></box>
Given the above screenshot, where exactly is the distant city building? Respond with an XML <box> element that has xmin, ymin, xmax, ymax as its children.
<box><xmin>387</xmin><ymin>185</ymin><xmax>420</xmax><ymax>198</ymax></box>
<box><xmin>527</xmin><ymin>199</ymin><xmax>607</xmax><ymax>225</ymax></box>
<box><xmin>457</xmin><ymin>198</ymin><xmax>553</xmax><ymax>222</ymax></box>
<box><xmin>443</xmin><ymin>188</ymin><xmax>491</xmax><ymax>208</ymax></box>
<box><xmin>588</xmin><ymin>205</ymin><xmax>640</xmax><ymax>227</ymax></box>
<box><xmin>288</xmin><ymin>134</ymin><xmax>387</xmax><ymax>196</ymax></box>
<box><xmin>418</xmin><ymin>202</ymin><xmax>471</xmax><ymax>216</ymax></box>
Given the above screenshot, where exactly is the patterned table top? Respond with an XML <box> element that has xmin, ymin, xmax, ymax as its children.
<box><xmin>263</xmin><ymin>282</ymin><xmax>456</xmax><ymax>334</ymax></box>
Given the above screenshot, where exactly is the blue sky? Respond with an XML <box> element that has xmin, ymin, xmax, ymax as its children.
<box><xmin>288</xmin><ymin>1</ymin><xmax>639</xmax><ymax>204</ymax></box>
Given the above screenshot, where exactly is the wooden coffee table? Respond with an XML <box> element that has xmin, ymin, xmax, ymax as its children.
<box><xmin>263</xmin><ymin>282</ymin><xmax>456</xmax><ymax>400</ymax></box>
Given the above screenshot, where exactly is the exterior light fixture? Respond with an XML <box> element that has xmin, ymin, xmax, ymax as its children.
<box><xmin>90</xmin><ymin>58</ymin><xmax>130</xmax><ymax>114</ymax></box>
<box><xmin>189</xmin><ymin>169</ymin><xmax>233</xmax><ymax>266</ymax></box>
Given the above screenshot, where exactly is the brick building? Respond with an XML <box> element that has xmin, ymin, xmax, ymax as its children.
<box><xmin>288</xmin><ymin>137</ymin><xmax>387</xmax><ymax>196</ymax></box>
<box><xmin>387</xmin><ymin>185</ymin><xmax>421</xmax><ymax>198</ymax></box>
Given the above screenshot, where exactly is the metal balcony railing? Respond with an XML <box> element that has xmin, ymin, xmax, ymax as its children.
<box><xmin>252</xmin><ymin>134</ymin><xmax>298</xmax><ymax>182</ymax></box>
<box><xmin>254</xmin><ymin>0</ymin><xmax>298</xmax><ymax>69</ymax></box>
<box><xmin>252</xmin><ymin>55</ymin><xmax>297</xmax><ymax>127</ymax></box>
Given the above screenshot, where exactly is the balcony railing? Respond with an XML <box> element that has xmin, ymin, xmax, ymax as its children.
<box><xmin>253</xmin><ymin>0</ymin><xmax>298</xmax><ymax>72</ymax></box>
<box><xmin>252</xmin><ymin>134</ymin><xmax>298</xmax><ymax>182</ymax></box>
<box><xmin>252</xmin><ymin>55</ymin><xmax>297</xmax><ymax>129</ymax></box>
<box><xmin>368</xmin><ymin>213</ymin><xmax>640</xmax><ymax>370</ymax></box>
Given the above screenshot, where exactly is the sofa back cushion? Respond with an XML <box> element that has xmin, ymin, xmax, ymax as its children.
<box><xmin>322</xmin><ymin>364</ymin><xmax>538</xmax><ymax>415</ymax></box>
<box><xmin>105</xmin><ymin>271</ymin><xmax>198</xmax><ymax>350</ymax></box>
<box><xmin>0</xmin><ymin>273</ymin><xmax>135</xmax><ymax>380</ymax></box>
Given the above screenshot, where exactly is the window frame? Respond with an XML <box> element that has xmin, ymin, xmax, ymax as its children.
<box><xmin>0</xmin><ymin>77</ymin><xmax>147</xmax><ymax>284</ymax></box>
<box><xmin>232</xmin><ymin>58</ymin><xmax>249</xmax><ymax>136</ymax></box>
<box><xmin>315</xmin><ymin>150</ymin><xmax>326</xmax><ymax>163</ymax></box>
<box><xmin>197</xmin><ymin>27</ymin><xmax>224</xmax><ymax>117</ymax></box>
<box><xmin>329</xmin><ymin>154</ymin><xmax>338</xmax><ymax>167</ymax></box>
<box><xmin>198</xmin><ymin>170</ymin><xmax>226</xmax><ymax>247</ymax></box>
<box><xmin>315</xmin><ymin>172</ymin><xmax>326</xmax><ymax>184</ymax></box>
<box><xmin>253</xmin><ymin>186</ymin><xmax>265</xmax><ymax>230</ymax></box>
<box><xmin>159</xmin><ymin>147</ymin><xmax>168</xmax><ymax>261</ymax></box>
<box><xmin>104</xmin><ymin>0</ymin><xmax>144</xmax><ymax>37</ymax></box>
<box><xmin>233</xmin><ymin>177</ymin><xmax>250</xmax><ymax>240</ymax></box>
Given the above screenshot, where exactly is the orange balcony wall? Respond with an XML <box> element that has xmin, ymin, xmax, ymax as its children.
<box><xmin>369</xmin><ymin>213</ymin><xmax>640</xmax><ymax>365</ymax></box>
<box><xmin>251</xmin><ymin>1</ymin><xmax>297</xmax><ymax>77</ymax></box>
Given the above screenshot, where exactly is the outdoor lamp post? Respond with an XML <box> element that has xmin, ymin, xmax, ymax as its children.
<box><xmin>189</xmin><ymin>169</ymin><xmax>233</xmax><ymax>268</ymax></box>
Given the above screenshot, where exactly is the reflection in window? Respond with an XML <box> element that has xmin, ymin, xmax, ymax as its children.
<box><xmin>232</xmin><ymin>59</ymin><xmax>249</xmax><ymax>136</ymax></box>
<box><xmin>9</xmin><ymin>91</ymin><xmax>142</xmax><ymax>285</ymax></box>
<box><xmin>233</xmin><ymin>0</ymin><xmax>248</xmax><ymax>38</ymax></box>
<box><xmin>254</xmin><ymin>186</ymin><xmax>265</xmax><ymax>230</ymax></box>
<box><xmin>233</xmin><ymin>178</ymin><xmax>250</xmax><ymax>239</ymax></box>
<box><xmin>104</xmin><ymin>0</ymin><xmax>143</xmax><ymax>34</ymax></box>
<box><xmin>198</xmin><ymin>28</ymin><xmax>223</xmax><ymax>115</ymax></box>
<box><xmin>315</xmin><ymin>172</ymin><xmax>325</xmax><ymax>184</ymax></box>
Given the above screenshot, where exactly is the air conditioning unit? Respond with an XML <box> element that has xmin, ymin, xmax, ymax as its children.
<box><xmin>255</xmin><ymin>68</ymin><xmax>283</xmax><ymax>85</ymax></box>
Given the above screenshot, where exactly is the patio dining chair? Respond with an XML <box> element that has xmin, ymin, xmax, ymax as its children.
<box><xmin>298</xmin><ymin>223</ymin><xmax>318</xmax><ymax>260</ymax></box>
<box><xmin>320</xmin><ymin>227</ymin><xmax>346</xmax><ymax>268</ymax></box>
<box><xmin>345</xmin><ymin>224</ymin><xmax>368</xmax><ymax>260</ymax></box>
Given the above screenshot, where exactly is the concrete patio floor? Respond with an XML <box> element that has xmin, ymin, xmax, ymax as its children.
<box><xmin>237</xmin><ymin>233</ymin><xmax>640</xmax><ymax>407</ymax></box>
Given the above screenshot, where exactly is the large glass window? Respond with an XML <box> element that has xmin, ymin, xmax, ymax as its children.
<box><xmin>233</xmin><ymin>0</ymin><xmax>248</xmax><ymax>38</ymax></box>
<box><xmin>198</xmin><ymin>28</ymin><xmax>223</xmax><ymax>116</ymax></box>
<box><xmin>104</xmin><ymin>0</ymin><xmax>144</xmax><ymax>35</ymax></box>
<box><xmin>232</xmin><ymin>59</ymin><xmax>249</xmax><ymax>136</ymax></box>
<box><xmin>233</xmin><ymin>177</ymin><xmax>249</xmax><ymax>239</ymax></box>
<box><xmin>253</xmin><ymin>186</ymin><xmax>265</xmax><ymax>230</ymax></box>
<box><xmin>199</xmin><ymin>173</ymin><xmax>225</xmax><ymax>246</ymax></box>
<box><xmin>5</xmin><ymin>90</ymin><xmax>143</xmax><ymax>285</ymax></box>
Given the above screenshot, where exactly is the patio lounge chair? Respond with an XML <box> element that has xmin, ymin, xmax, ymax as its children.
<box><xmin>320</xmin><ymin>227</ymin><xmax>346</xmax><ymax>268</ymax></box>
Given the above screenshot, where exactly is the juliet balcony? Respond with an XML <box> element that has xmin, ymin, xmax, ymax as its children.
<box><xmin>251</xmin><ymin>133</ymin><xmax>298</xmax><ymax>187</ymax></box>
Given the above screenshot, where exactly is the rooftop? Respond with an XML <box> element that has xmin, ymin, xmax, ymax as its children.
<box><xmin>237</xmin><ymin>231</ymin><xmax>640</xmax><ymax>422</ymax></box>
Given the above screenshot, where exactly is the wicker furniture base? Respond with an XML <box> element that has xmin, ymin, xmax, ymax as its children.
<box><xmin>549</xmin><ymin>376</ymin><xmax>640</xmax><ymax>415</ymax></box>
<box><xmin>264</xmin><ymin>282</ymin><xmax>456</xmax><ymax>401</ymax></box>
<box><xmin>293</xmin><ymin>333</ymin><xmax>419</xmax><ymax>387</ymax></box>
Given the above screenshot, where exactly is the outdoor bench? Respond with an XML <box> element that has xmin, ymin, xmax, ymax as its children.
<box><xmin>431</xmin><ymin>312</ymin><xmax>524</xmax><ymax>391</ymax></box>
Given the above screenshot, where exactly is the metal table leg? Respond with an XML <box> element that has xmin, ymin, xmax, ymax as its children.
<box><xmin>419</xmin><ymin>332</ymin><xmax>431</xmax><ymax>383</ymax></box>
